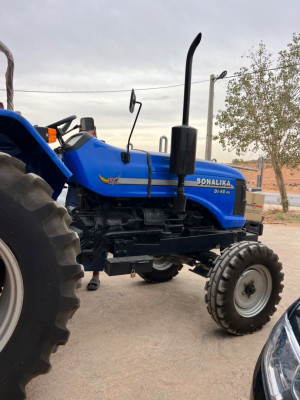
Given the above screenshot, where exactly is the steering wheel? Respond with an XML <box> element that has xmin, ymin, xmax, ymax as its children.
<box><xmin>47</xmin><ymin>115</ymin><xmax>77</xmax><ymax>134</ymax></box>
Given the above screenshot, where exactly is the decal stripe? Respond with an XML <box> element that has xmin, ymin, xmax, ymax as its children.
<box><xmin>118</xmin><ymin>178</ymin><xmax>177</xmax><ymax>186</ymax></box>
<box><xmin>99</xmin><ymin>175</ymin><xmax>234</xmax><ymax>189</ymax></box>
<box><xmin>99</xmin><ymin>174</ymin><xmax>109</xmax><ymax>184</ymax></box>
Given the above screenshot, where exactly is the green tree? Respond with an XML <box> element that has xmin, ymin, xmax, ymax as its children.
<box><xmin>215</xmin><ymin>34</ymin><xmax>300</xmax><ymax>212</ymax></box>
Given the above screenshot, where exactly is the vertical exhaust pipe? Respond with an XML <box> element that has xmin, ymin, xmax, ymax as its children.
<box><xmin>182</xmin><ymin>33</ymin><xmax>202</xmax><ymax>126</ymax></box>
<box><xmin>169</xmin><ymin>33</ymin><xmax>202</xmax><ymax>213</ymax></box>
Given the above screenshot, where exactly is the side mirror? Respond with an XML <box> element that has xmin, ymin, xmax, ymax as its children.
<box><xmin>122</xmin><ymin>89</ymin><xmax>142</xmax><ymax>163</ymax></box>
<box><xmin>129</xmin><ymin>89</ymin><xmax>136</xmax><ymax>113</ymax></box>
<box><xmin>80</xmin><ymin>117</ymin><xmax>95</xmax><ymax>131</ymax></box>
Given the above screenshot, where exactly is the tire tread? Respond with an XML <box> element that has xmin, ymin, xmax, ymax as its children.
<box><xmin>0</xmin><ymin>154</ymin><xmax>82</xmax><ymax>399</ymax></box>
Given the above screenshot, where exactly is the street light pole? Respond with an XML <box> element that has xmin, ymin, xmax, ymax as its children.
<box><xmin>205</xmin><ymin>70</ymin><xmax>227</xmax><ymax>161</ymax></box>
<box><xmin>205</xmin><ymin>74</ymin><xmax>215</xmax><ymax>161</ymax></box>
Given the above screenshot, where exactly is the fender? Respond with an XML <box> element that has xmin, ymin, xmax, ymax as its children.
<box><xmin>0</xmin><ymin>109</ymin><xmax>72</xmax><ymax>198</ymax></box>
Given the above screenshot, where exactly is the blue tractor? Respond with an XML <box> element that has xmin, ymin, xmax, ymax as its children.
<box><xmin>0</xmin><ymin>34</ymin><xmax>283</xmax><ymax>398</ymax></box>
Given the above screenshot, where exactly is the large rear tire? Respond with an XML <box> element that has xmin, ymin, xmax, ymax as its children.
<box><xmin>0</xmin><ymin>154</ymin><xmax>82</xmax><ymax>399</ymax></box>
<box><xmin>139</xmin><ymin>256</ymin><xmax>182</xmax><ymax>283</ymax></box>
<box><xmin>205</xmin><ymin>241</ymin><xmax>284</xmax><ymax>335</ymax></box>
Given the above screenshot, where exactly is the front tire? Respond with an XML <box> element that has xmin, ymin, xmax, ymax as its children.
<box><xmin>0</xmin><ymin>154</ymin><xmax>82</xmax><ymax>399</ymax></box>
<box><xmin>205</xmin><ymin>241</ymin><xmax>284</xmax><ymax>335</ymax></box>
<box><xmin>139</xmin><ymin>256</ymin><xmax>182</xmax><ymax>283</ymax></box>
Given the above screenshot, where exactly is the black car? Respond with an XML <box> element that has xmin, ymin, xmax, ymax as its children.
<box><xmin>251</xmin><ymin>298</ymin><xmax>300</xmax><ymax>399</ymax></box>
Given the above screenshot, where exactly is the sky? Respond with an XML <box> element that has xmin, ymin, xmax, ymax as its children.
<box><xmin>0</xmin><ymin>0</ymin><xmax>299</xmax><ymax>163</ymax></box>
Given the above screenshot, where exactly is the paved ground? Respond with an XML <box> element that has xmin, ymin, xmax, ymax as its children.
<box><xmin>263</xmin><ymin>192</ymin><xmax>300</xmax><ymax>207</ymax></box>
<box><xmin>27</xmin><ymin>225</ymin><xmax>300</xmax><ymax>400</ymax></box>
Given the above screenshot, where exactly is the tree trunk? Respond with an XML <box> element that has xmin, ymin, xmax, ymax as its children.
<box><xmin>271</xmin><ymin>158</ymin><xmax>289</xmax><ymax>212</ymax></box>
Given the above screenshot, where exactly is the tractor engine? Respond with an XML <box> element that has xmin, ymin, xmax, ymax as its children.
<box><xmin>70</xmin><ymin>189</ymin><xmax>216</xmax><ymax>266</ymax></box>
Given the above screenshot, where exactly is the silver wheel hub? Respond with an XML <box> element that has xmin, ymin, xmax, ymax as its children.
<box><xmin>234</xmin><ymin>264</ymin><xmax>272</xmax><ymax>318</ymax></box>
<box><xmin>0</xmin><ymin>239</ymin><xmax>24</xmax><ymax>352</ymax></box>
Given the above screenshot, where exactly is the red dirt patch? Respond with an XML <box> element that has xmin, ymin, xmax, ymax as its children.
<box><xmin>229</xmin><ymin>162</ymin><xmax>300</xmax><ymax>194</ymax></box>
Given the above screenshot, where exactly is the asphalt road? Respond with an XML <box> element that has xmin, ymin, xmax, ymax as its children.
<box><xmin>263</xmin><ymin>192</ymin><xmax>300</xmax><ymax>207</ymax></box>
<box><xmin>26</xmin><ymin>225</ymin><xmax>300</xmax><ymax>400</ymax></box>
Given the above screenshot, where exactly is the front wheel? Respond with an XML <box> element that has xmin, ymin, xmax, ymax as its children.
<box><xmin>205</xmin><ymin>241</ymin><xmax>284</xmax><ymax>335</ymax></box>
<box><xmin>138</xmin><ymin>256</ymin><xmax>182</xmax><ymax>283</ymax></box>
<box><xmin>0</xmin><ymin>154</ymin><xmax>82</xmax><ymax>399</ymax></box>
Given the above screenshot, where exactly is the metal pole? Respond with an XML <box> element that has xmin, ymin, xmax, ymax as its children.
<box><xmin>205</xmin><ymin>74</ymin><xmax>215</xmax><ymax>161</ymax></box>
<box><xmin>0</xmin><ymin>41</ymin><xmax>14</xmax><ymax>111</ymax></box>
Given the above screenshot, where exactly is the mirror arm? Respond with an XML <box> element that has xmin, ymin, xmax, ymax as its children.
<box><xmin>65</xmin><ymin>124</ymin><xmax>80</xmax><ymax>134</ymax></box>
<box><xmin>122</xmin><ymin>101</ymin><xmax>142</xmax><ymax>163</ymax></box>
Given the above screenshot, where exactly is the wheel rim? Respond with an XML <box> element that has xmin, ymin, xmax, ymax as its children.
<box><xmin>234</xmin><ymin>264</ymin><xmax>272</xmax><ymax>318</ymax></box>
<box><xmin>0</xmin><ymin>239</ymin><xmax>24</xmax><ymax>352</ymax></box>
<box><xmin>153</xmin><ymin>257</ymin><xmax>173</xmax><ymax>271</ymax></box>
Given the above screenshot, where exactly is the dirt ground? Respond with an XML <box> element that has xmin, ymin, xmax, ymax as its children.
<box><xmin>263</xmin><ymin>209</ymin><xmax>300</xmax><ymax>226</ymax></box>
<box><xmin>230</xmin><ymin>162</ymin><xmax>300</xmax><ymax>194</ymax></box>
<box><xmin>26</xmin><ymin>224</ymin><xmax>300</xmax><ymax>400</ymax></box>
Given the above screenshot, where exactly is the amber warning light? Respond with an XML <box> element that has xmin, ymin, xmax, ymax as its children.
<box><xmin>35</xmin><ymin>126</ymin><xmax>57</xmax><ymax>143</ymax></box>
<box><xmin>47</xmin><ymin>128</ymin><xmax>57</xmax><ymax>143</ymax></box>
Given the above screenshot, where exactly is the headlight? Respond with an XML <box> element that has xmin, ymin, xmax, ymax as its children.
<box><xmin>263</xmin><ymin>313</ymin><xmax>300</xmax><ymax>399</ymax></box>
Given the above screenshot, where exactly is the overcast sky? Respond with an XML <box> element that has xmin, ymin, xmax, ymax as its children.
<box><xmin>1</xmin><ymin>0</ymin><xmax>299</xmax><ymax>162</ymax></box>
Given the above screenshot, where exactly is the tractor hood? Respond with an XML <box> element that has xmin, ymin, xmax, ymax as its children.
<box><xmin>62</xmin><ymin>135</ymin><xmax>246</xmax><ymax>229</ymax></box>
<box><xmin>150</xmin><ymin>152</ymin><xmax>244</xmax><ymax>180</ymax></box>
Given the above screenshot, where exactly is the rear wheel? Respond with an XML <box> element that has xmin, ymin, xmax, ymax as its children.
<box><xmin>205</xmin><ymin>241</ymin><xmax>284</xmax><ymax>335</ymax></box>
<box><xmin>138</xmin><ymin>256</ymin><xmax>182</xmax><ymax>283</ymax></box>
<box><xmin>0</xmin><ymin>154</ymin><xmax>82</xmax><ymax>399</ymax></box>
